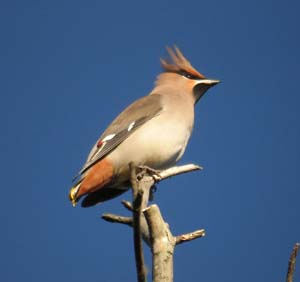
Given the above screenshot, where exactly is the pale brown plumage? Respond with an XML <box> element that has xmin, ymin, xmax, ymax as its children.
<box><xmin>69</xmin><ymin>46</ymin><xmax>219</xmax><ymax>207</ymax></box>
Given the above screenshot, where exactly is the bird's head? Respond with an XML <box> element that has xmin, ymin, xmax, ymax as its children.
<box><xmin>155</xmin><ymin>46</ymin><xmax>219</xmax><ymax>104</ymax></box>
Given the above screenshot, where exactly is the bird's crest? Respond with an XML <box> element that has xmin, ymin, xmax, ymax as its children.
<box><xmin>160</xmin><ymin>46</ymin><xmax>205</xmax><ymax>79</ymax></box>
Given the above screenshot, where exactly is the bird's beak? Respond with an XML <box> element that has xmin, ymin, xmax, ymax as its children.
<box><xmin>193</xmin><ymin>78</ymin><xmax>220</xmax><ymax>103</ymax></box>
<box><xmin>197</xmin><ymin>78</ymin><xmax>220</xmax><ymax>86</ymax></box>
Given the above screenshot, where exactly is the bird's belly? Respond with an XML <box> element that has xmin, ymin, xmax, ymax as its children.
<box><xmin>109</xmin><ymin>117</ymin><xmax>192</xmax><ymax>182</ymax></box>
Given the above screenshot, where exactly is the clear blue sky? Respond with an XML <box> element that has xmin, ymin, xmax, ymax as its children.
<box><xmin>1</xmin><ymin>1</ymin><xmax>300</xmax><ymax>281</ymax></box>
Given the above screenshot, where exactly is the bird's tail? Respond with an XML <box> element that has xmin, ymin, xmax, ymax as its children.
<box><xmin>81</xmin><ymin>187</ymin><xmax>127</xmax><ymax>207</ymax></box>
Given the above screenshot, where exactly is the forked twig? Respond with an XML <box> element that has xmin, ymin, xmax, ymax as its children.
<box><xmin>102</xmin><ymin>163</ymin><xmax>205</xmax><ymax>282</ymax></box>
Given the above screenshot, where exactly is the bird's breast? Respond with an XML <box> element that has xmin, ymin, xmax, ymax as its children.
<box><xmin>108</xmin><ymin>112</ymin><xmax>194</xmax><ymax>182</ymax></box>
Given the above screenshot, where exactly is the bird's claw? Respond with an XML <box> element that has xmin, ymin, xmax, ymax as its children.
<box><xmin>137</xmin><ymin>165</ymin><xmax>162</xmax><ymax>183</ymax></box>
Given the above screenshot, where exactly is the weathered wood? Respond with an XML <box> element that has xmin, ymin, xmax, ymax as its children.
<box><xmin>102</xmin><ymin>163</ymin><xmax>205</xmax><ymax>282</ymax></box>
<box><xmin>144</xmin><ymin>205</ymin><xmax>176</xmax><ymax>282</ymax></box>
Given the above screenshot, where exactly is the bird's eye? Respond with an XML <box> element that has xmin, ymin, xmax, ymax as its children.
<box><xmin>180</xmin><ymin>70</ymin><xmax>194</xmax><ymax>79</ymax></box>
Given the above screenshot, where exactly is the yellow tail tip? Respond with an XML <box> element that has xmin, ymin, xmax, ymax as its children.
<box><xmin>69</xmin><ymin>183</ymin><xmax>80</xmax><ymax>207</ymax></box>
<box><xmin>71</xmin><ymin>199</ymin><xmax>77</xmax><ymax>207</ymax></box>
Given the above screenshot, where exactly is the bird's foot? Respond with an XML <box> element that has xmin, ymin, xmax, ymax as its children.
<box><xmin>137</xmin><ymin>165</ymin><xmax>162</xmax><ymax>182</ymax></box>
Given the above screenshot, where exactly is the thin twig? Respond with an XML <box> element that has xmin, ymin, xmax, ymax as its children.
<box><xmin>130</xmin><ymin>162</ymin><xmax>147</xmax><ymax>282</ymax></box>
<box><xmin>102</xmin><ymin>214</ymin><xmax>132</xmax><ymax>226</ymax></box>
<box><xmin>286</xmin><ymin>243</ymin><xmax>300</xmax><ymax>282</ymax></box>
<box><xmin>175</xmin><ymin>229</ymin><xmax>205</xmax><ymax>245</ymax></box>
<box><xmin>122</xmin><ymin>200</ymin><xmax>133</xmax><ymax>211</ymax></box>
<box><xmin>159</xmin><ymin>164</ymin><xmax>202</xmax><ymax>180</ymax></box>
<box><xmin>102</xmin><ymin>212</ymin><xmax>151</xmax><ymax>246</ymax></box>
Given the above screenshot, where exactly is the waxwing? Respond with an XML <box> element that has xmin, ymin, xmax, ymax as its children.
<box><xmin>69</xmin><ymin>46</ymin><xmax>219</xmax><ymax>207</ymax></box>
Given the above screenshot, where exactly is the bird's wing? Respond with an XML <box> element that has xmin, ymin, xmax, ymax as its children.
<box><xmin>73</xmin><ymin>94</ymin><xmax>163</xmax><ymax>181</ymax></box>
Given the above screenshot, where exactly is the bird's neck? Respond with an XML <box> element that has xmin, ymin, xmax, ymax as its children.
<box><xmin>150</xmin><ymin>84</ymin><xmax>195</xmax><ymax>105</ymax></box>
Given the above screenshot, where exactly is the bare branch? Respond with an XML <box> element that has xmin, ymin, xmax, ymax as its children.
<box><xmin>130</xmin><ymin>162</ymin><xmax>147</xmax><ymax>282</ymax></box>
<box><xmin>102</xmin><ymin>212</ymin><xmax>151</xmax><ymax>246</ymax></box>
<box><xmin>159</xmin><ymin>164</ymin><xmax>202</xmax><ymax>180</ymax></box>
<box><xmin>144</xmin><ymin>204</ymin><xmax>176</xmax><ymax>282</ymax></box>
<box><xmin>102</xmin><ymin>163</ymin><xmax>204</xmax><ymax>282</ymax></box>
<box><xmin>175</xmin><ymin>229</ymin><xmax>205</xmax><ymax>245</ymax></box>
<box><xmin>102</xmin><ymin>213</ymin><xmax>132</xmax><ymax>226</ymax></box>
<box><xmin>122</xmin><ymin>200</ymin><xmax>133</xmax><ymax>211</ymax></box>
<box><xmin>286</xmin><ymin>243</ymin><xmax>300</xmax><ymax>282</ymax></box>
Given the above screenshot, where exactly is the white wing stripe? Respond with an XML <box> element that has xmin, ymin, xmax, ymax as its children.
<box><xmin>102</xmin><ymin>134</ymin><xmax>116</xmax><ymax>142</ymax></box>
<box><xmin>128</xmin><ymin>121</ymin><xmax>135</xmax><ymax>131</ymax></box>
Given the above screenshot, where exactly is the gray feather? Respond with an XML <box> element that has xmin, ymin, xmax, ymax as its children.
<box><xmin>73</xmin><ymin>94</ymin><xmax>163</xmax><ymax>181</ymax></box>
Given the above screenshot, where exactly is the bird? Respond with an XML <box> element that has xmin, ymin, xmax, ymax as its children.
<box><xmin>69</xmin><ymin>46</ymin><xmax>219</xmax><ymax>207</ymax></box>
